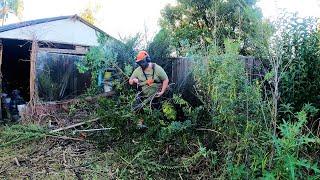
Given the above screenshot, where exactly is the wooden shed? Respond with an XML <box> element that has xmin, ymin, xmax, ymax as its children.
<box><xmin>0</xmin><ymin>15</ymin><xmax>113</xmax><ymax>104</ymax></box>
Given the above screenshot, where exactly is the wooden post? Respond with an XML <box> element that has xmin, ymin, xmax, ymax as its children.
<box><xmin>0</xmin><ymin>42</ymin><xmax>3</xmax><ymax>120</ymax></box>
<box><xmin>30</xmin><ymin>40</ymin><xmax>38</xmax><ymax>106</ymax></box>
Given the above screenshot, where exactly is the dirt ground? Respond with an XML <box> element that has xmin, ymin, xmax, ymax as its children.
<box><xmin>0</xmin><ymin>138</ymin><xmax>101</xmax><ymax>179</ymax></box>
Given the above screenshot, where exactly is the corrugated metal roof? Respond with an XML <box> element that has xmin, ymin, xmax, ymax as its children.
<box><xmin>0</xmin><ymin>15</ymin><xmax>109</xmax><ymax>36</ymax></box>
<box><xmin>0</xmin><ymin>14</ymin><xmax>120</xmax><ymax>45</ymax></box>
<box><xmin>0</xmin><ymin>15</ymin><xmax>71</xmax><ymax>33</ymax></box>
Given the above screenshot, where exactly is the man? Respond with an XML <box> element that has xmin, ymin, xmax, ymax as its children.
<box><xmin>129</xmin><ymin>50</ymin><xmax>169</xmax><ymax>109</ymax></box>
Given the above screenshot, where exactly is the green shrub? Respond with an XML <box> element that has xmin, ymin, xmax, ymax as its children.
<box><xmin>266</xmin><ymin>110</ymin><xmax>320</xmax><ymax>179</ymax></box>
<box><xmin>159</xmin><ymin>120</ymin><xmax>192</xmax><ymax>141</ymax></box>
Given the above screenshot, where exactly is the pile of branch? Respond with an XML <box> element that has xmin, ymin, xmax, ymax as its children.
<box><xmin>49</xmin><ymin>117</ymin><xmax>113</xmax><ymax>134</ymax></box>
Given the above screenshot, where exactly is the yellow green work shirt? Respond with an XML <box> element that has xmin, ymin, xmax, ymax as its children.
<box><xmin>130</xmin><ymin>63</ymin><xmax>168</xmax><ymax>97</ymax></box>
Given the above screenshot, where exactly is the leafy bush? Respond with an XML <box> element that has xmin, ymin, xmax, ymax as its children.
<box><xmin>276</xmin><ymin>15</ymin><xmax>320</xmax><ymax>113</ymax></box>
<box><xmin>266</xmin><ymin>110</ymin><xmax>320</xmax><ymax>179</ymax></box>
<box><xmin>147</xmin><ymin>29</ymin><xmax>172</xmax><ymax>60</ymax></box>
<box><xmin>76</xmin><ymin>33</ymin><xmax>140</xmax><ymax>87</ymax></box>
<box><xmin>162</xmin><ymin>101</ymin><xmax>177</xmax><ymax>120</ymax></box>
<box><xmin>159</xmin><ymin>120</ymin><xmax>192</xmax><ymax>140</ymax></box>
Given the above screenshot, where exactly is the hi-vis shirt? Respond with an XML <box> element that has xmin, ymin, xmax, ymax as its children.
<box><xmin>130</xmin><ymin>63</ymin><xmax>168</xmax><ymax>97</ymax></box>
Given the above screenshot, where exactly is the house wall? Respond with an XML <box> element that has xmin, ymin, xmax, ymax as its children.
<box><xmin>0</xmin><ymin>18</ymin><xmax>100</xmax><ymax>46</ymax></box>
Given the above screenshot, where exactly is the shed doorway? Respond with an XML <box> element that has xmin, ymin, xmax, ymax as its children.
<box><xmin>1</xmin><ymin>39</ymin><xmax>31</xmax><ymax>101</ymax></box>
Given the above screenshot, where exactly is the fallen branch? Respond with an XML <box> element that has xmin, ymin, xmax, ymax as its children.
<box><xmin>13</xmin><ymin>157</ymin><xmax>20</xmax><ymax>167</ymax></box>
<box><xmin>50</xmin><ymin>118</ymin><xmax>100</xmax><ymax>133</ymax></box>
<box><xmin>196</xmin><ymin>128</ymin><xmax>222</xmax><ymax>135</ymax></box>
<box><xmin>73</xmin><ymin>128</ymin><xmax>114</xmax><ymax>133</ymax></box>
<box><xmin>46</xmin><ymin>135</ymin><xmax>85</xmax><ymax>141</ymax></box>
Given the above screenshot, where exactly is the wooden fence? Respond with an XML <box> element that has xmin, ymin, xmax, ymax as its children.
<box><xmin>155</xmin><ymin>57</ymin><xmax>193</xmax><ymax>92</ymax></box>
<box><xmin>156</xmin><ymin>56</ymin><xmax>266</xmax><ymax>94</ymax></box>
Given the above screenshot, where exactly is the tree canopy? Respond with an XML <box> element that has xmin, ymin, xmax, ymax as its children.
<box><xmin>80</xmin><ymin>1</ymin><xmax>101</xmax><ymax>25</ymax></box>
<box><xmin>0</xmin><ymin>0</ymin><xmax>24</xmax><ymax>25</ymax></box>
<box><xmin>160</xmin><ymin>0</ymin><xmax>271</xmax><ymax>57</ymax></box>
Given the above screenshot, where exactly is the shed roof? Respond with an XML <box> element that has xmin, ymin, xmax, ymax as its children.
<box><xmin>0</xmin><ymin>15</ymin><xmax>118</xmax><ymax>46</ymax></box>
<box><xmin>0</xmin><ymin>15</ymin><xmax>108</xmax><ymax>36</ymax></box>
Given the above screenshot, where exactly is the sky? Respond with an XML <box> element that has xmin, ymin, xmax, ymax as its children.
<box><xmin>257</xmin><ymin>0</ymin><xmax>320</xmax><ymax>19</ymax></box>
<box><xmin>7</xmin><ymin>0</ymin><xmax>320</xmax><ymax>40</ymax></box>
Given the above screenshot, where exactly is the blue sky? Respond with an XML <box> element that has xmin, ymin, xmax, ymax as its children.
<box><xmin>11</xmin><ymin>0</ymin><xmax>320</xmax><ymax>39</ymax></box>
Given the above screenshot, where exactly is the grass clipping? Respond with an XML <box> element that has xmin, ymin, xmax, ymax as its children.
<box><xmin>0</xmin><ymin>125</ymin><xmax>47</xmax><ymax>148</ymax></box>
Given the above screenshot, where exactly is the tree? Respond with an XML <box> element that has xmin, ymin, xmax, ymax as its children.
<box><xmin>0</xmin><ymin>0</ymin><xmax>24</xmax><ymax>26</ymax></box>
<box><xmin>160</xmin><ymin>0</ymin><xmax>271</xmax><ymax>57</ymax></box>
<box><xmin>80</xmin><ymin>1</ymin><xmax>101</xmax><ymax>25</ymax></box>
<box><xmin>274</xmin><ymin>14</ymin><xmax>320</xmax><ymax>112</ymax></box>
<box><xmin>77</xmin><ymin>33</ymin><xmax>141</xmax><ymax>84</ymax></box>
<box><xmin>147</xmin><ymin>29</ymin><xmax>172</xmax><ymax>61</ymax></box>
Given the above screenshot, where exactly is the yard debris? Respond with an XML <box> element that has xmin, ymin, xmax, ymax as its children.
<box><xmin>0</xmin><ymin>138</ymin><xmax>98</xmax><ymax>179</ymax></box>
<box><xmin>46</xmin><ymin>135</ymin><xmax>85</xmax><ymax>141</ymax></box>
<box><xmin>49</xmin><ymin>118</ymin><xmax>100</xmax><ymax>133</ymax></box>
<box><xmin>13</xmin><ymin>157</ymin><xmax>21</xmax><ymax>167</ymax></box>
<box><xmin>73</xmin><ymin>127</ymin><xmax>114</xmax><ymax>133</ymax></box>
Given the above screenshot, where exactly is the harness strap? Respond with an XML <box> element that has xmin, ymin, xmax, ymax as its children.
<box><xmin>142</xmin><ymin>63</ymin><xmax>161</xmax><ymax>86</ymax></box>
<box><xmin>142</xmin><ymin>63</ymin><xmax>155</xmax><ymax>81</ymax></box>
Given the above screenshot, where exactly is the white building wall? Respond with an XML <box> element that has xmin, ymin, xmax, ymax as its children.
<box><xmin>0</xmin><ymin>18</ymin><xmax>100</xmax><ymax>46</ymax></box>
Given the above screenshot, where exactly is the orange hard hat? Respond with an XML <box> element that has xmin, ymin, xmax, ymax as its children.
<box><xmin>136</xmin><ymin>50</ymin><xmax>149</xmax><ymax>62</ymax></box>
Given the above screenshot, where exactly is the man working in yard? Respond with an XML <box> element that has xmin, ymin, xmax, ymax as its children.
<box><xmin>129</xmin><ymin>50</ymin><xmax>169</xmax><ymax>110</ymax></box>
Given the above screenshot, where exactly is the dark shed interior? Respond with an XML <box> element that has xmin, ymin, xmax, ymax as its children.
<box><xmin>1</xmin><ymin>39</ymin><xmax>31</xmax><ymax>101</ymax></box>
<box><xmin>1</xmin><ymin>38</ymin><xmax>92</xmax><ymax>103</ymax></box>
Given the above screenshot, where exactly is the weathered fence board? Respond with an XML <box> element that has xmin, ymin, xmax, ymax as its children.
<box><xmin>153</xmin><ymin>56</ymin><xmax>266</xmax><ymax>105</ymax></box>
